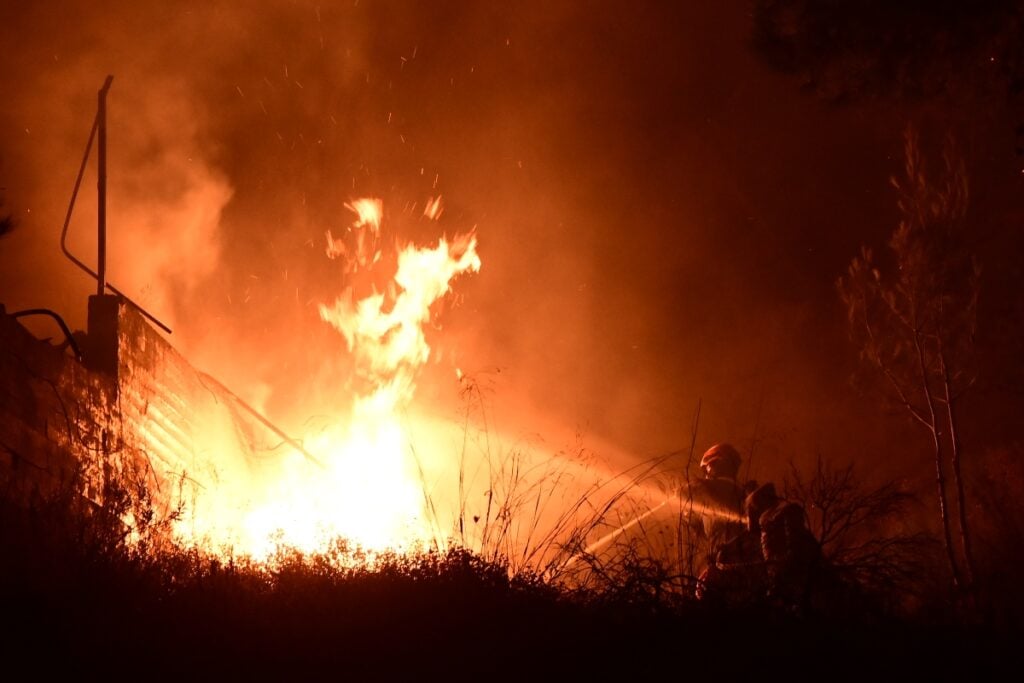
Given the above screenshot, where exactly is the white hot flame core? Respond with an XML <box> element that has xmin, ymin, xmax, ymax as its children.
<box><xmin>310</xmin><ymin>209</ymin><xmax>480</xmax><ymax>552</ymax></box>
<box><xmin>326</xmin><ymin>198</ymin><xmax>384</xmax><ymax>267</ymax></box>
<box><xmin>173</xmin><ymin>197</ymin><xmax>480</xmax><ymax>559</ymax></box>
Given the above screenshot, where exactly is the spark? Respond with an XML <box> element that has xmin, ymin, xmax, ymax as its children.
<box><xmin>424</xmin><ymin>196</ymin><xmax>443</xmax><ymax>220</ymax></box>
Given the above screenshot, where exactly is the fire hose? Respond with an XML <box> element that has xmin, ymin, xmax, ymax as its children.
<box><xmin>581</xmin><ymin>494</ymin><xmax>744</xmax><ymax>557</ymax></box>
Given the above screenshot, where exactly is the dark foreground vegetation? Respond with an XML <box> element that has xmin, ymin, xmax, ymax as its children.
<box><xmin>1</xmin><ymin>475</ymin><xmax>1019</xmax><ymax>680</ymax></box>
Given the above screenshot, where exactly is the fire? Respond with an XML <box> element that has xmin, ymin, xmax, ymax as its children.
<box><xmin>423</xmin><ymin>195</ymin><xmax>444</xmax><ymax>220</ymax></box>
<box><xmin>174</xmin><ymin>197</ymin><xmax>480</xmax><ymax>559</ymax></box>
<box><xmin>312</xmin><ymin>208</ymin><xmax>480</xmax><ymax>551</ymax></box>
<box><xmin>320</xmin><ymin>231</ymin><xmax>480</xmax><ymax>390</ymax></box>
<box><xmin>325</xmin><ymin>197</ymin><xmax>383</xmax><ymax>269</ymax></box>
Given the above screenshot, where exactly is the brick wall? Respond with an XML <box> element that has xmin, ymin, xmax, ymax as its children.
<box><xmin>0</xmin><ymin>303</ymin><xmax>112</xmax><ymax>502</ymax></box>
<box><xmin>1</xmin><ymin>297</ymin><xmax>296</xmax><ymax>523</ymax></box>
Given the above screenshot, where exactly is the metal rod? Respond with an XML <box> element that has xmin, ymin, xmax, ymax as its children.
<box><xmin>59</xmin><ymin>115</ymin><xmax>99</xmax><ymax>275</ymax></box>
<box><xmin>59</xmin><ymin>76</ymin><xmax>172</xmax><ymax>334</ymax></box>
<box><xmin>197</xmin><ymin>371</ymin><xmax>326</xmax><ymax>470</ymax></box>
<box><xmin>10</xmin><ymin>308</ymin><xmax>83</xmax><ymax>359</ymax></box>
<box><xmin>97</xmin><ymin>75</ymin><xmax>113</xmax><ymax>297</ymax></box>
<box><xmin>108</xmin><ymin>284</ymin><xmax>173</xmax><ymax>333</ymax></box>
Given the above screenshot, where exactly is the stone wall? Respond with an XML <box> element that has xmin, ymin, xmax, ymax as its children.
<box><xmin>0</xmin><ymin>303</ymin><xmax>113</xmax><ymax>502</ymax></box>
<box><xmin>1</xmin><ymin>297</ymin><xmax>294</xmax><ymax>522</ymax></box>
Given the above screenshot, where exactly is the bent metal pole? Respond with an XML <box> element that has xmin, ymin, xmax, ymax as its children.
<box><xmin>97</xmin><ymin>75</ymin><xmax>113</xmax><ymax>297</ymax></box>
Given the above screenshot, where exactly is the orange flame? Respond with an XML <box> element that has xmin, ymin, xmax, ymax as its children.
<box><xmin>326</xmin><ymin>197</ymin><xmax>384</xmax><ymax>269</ymax></box>
<box><xmin>423</xmin><ymin>195</ymin><xmax>444</xmax><ymax>220</ymax></box>
<box><xmin>173</xmin><ymin>198</ymin><xmax>480</xmax><ymax>558</ymax></box>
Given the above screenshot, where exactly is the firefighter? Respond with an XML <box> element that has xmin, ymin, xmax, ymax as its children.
<box><xmin>745</xmin><ymin>482</ymin><xmax>825</xmax><ymax>611</ymax></box>
<box><xmin>700</xmin><ymin>482</ymin><xmax>777</xmax><ymax>604</ymax></box>
<box><xmin>686</xmin><ymin>443</ymin><xmax>751</xmax><ymax>596</ymax></box>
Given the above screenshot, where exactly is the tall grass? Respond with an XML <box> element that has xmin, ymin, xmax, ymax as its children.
<box><xmin>408</xmin><ymin>373</ymin><xmax>712</xmax><ymax>603</ymax></box>
<box><xmin>2</xmin><ymin>396</ymin><xmax>1016</xmax><ymax>675</ymax></box>
<box><xmin>4</xmin><ymin>368</ymin><xmax>983</xmax><ymax>626</ymax></box>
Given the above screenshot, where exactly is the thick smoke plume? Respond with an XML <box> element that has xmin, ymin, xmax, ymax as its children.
<box><xmin>5</xmin><ymin>0</ymin><xmax>1003</xmax><ymax>484</ymax></box>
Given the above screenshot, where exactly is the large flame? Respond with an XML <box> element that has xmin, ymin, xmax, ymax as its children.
<box><xmin>174</xmin><ymin>197</ymin><xmax>480</xmax><ymax>558</ymax></box>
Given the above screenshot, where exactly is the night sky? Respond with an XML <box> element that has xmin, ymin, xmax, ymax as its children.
<box><xmin>2</xmin><ymin>1</ymin><xmax>1022</xmax><ymax>487</ymax></box>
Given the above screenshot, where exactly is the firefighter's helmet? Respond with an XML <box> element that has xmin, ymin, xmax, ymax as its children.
<box><xmin>744</xmin><ymin>482</ymin><xmax>779</xmax><ymax>522</ymax></box>
<box><xmin>700</xmin><ymin>443</ymin><xmax>742</xmax><ymax>478</ymax></box>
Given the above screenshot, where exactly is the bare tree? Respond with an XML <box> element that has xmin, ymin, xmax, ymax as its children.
<box><xmin>784</xmin><ymin>455</ymin><xmax>936</xmax><ymax>611</ymax></box>
<box><xmin>838</xmin><ymin>128</ymin><xmax>980</xmax><ymax>594</ymax></box>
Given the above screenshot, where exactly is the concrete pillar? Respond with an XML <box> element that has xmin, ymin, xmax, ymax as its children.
<box><xmin>85</xmin><ymin>294</ymin><xmax>121</xmax><ymax>378</ymax></box>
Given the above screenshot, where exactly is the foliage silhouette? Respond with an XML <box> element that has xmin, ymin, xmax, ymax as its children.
<box><xmin>838</xmin><ymin>128</ymin><xmax>981</xmax><ymax>596</ymax></box>
<box><xmin>0</xmin><ymin>444</ymin><xmax>1014</xmax><ymax>677</ymax></box>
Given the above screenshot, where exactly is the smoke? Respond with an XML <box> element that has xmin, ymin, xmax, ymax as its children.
<box><xmin>110</xmin><ymin>135</ymin><xmax>232</xmax><ymax>325</ymax></box>
<box><xmin>0</xmin><ymin>1</ymin><xmax>956</xmax><ymax>484</ymax></box>
<box><xmin>0</xmin><ymin>2</ymin><xmax>234</xmax><ymax>332</ymax></box>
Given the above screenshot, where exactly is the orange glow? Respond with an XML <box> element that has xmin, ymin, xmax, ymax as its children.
<box><xmin>326</xmin><ymin>198</ymin><xmax>384</xmax><ymax>268</ymax></box>
<box><xmin>170</xmin><ymin>198</ymin><xmax>480</xmax><ymax>559</ymax></box>
<box><xmin>423</xmin><ymin>195</ymin><xmax>444</xmax><ymax>220</ymax></box>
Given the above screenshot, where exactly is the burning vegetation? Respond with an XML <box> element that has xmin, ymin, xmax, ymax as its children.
<box><xmin>174</xmin><ymin>196</ymin><xmax>482</xmax><ymax>557</ymax></box>
<box><xmin>2</xmin><ymin>0</ymin><xmax>1024</xmax><ymax>675</ymax></box>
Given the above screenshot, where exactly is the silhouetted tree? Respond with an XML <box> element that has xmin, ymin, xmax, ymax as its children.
<box><xmin>838</xmin><ymin>128</ymin><xmax>980</xmax><ymax>596</ymax></box>
<box><xmin>751</xmin><ymin>0</ymin><xmax>1024</xmax><ymax>102</ymax></box>
<box><xmin>966</xmin><ymin>445</ymin><xmax>1024</xmax><ymax>621</ymax></box>
<box><xmin>784</xmin><ymin>455</ymin><xmax>937</xmax><ymax>614</ymax></box>
<box><xmin>750</xmin><ymin>0</ymin><xmax>1024</xmax><ymax>157</ymax></box>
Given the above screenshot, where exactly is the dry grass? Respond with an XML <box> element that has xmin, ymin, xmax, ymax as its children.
<box><xmin>412</xmin><ymin>372</ymin><xmax>707</xmax><ymax>596</ymax></box>
<box><xmin>0</xmin><ymin>440</ymin><xmax>1013</xmax><ymax>677</ymax></box>
<box><xmin>2</xmin><ymin>373</ymin><xmax>1017</xmax><ymax>674</ymax></box>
